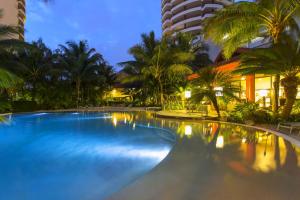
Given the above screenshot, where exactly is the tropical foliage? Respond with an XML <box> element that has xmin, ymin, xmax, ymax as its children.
<box><xmin>236</xmin><ymin>35</ymin><xmax>300</xmax><ymax>119</ymax></box>
<box><xmin>191</xmin><ymin>67</ymin><xmax>239</xmax><ymax>117</ymax></box>
<box><xmin>0</xmin><ymin>39</ymin><xmax>116</xmax><ymax>111</ymax></box>
<box><xmin>204</xmin><ymin>0</ymin><xmax>300</xmax><ymax>112</ymax></box>
<box><xmin>119</xmin><ymin>32</ymin><xmax>211</xmax><ymax>107</ymax></box>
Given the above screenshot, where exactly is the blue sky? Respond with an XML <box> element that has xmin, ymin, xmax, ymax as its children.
<box><xmin>25</xmin><ymin>0</ymin><xmax>162</xmax><ymax>69</ymax></box>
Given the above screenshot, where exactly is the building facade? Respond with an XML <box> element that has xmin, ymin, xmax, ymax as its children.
<box><xmin>162</xmin><ymin>0</ymin><xmax>233</xmax><ymax>36</ymax></box>
<box><xmin>0</xmin><ymin>0</ymin><xmax>26</xmax><ymax>40</ymax></box>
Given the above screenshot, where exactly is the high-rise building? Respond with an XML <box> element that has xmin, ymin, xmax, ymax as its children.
<box><xmin>0</xmin><ymin>0</ymin><xmax>26</xmax><ymax>40</ymax></box>
<box><xmin>162</xmin><ymin>0</ymin><xmax>234</xmax><ymax>60</ymax></box>
<box><xmin>162</xmin><ymin>0</ymin><xmax>234</xmax><ymax>35</ymax></box>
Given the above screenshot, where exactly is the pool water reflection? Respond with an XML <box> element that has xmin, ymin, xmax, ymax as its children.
<box><xmin>1</xmin><ymin>111</ymin><xmax>300</xmax><ymax>200</ymax></box>
<box><xmin>0</xmin><ymin>112</ymin><xmax>174</xmax><ymax>200</ymax></box>
<box><xmin>108</xmin><ymin>112</ymin><xmax>300</xmax><ymax>200</ymax></box>
<box><xmin>111</xmin><ymin>112</ymin><xmax>300</xmax><ymax>174</ymax></box>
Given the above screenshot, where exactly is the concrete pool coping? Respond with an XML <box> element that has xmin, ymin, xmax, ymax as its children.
<box><xmin>4</xmin><ymin>108</ymin><xmax>300</xmax><ymax>147</ymax></box>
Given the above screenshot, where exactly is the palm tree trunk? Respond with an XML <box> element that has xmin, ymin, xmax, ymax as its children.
<box><xmin>158</xmin><ymin>79</ymin><xmax>164</xmax><ymax>109</ymax></box>
<box><xmin>281</xmin><ymin>76</ymin><xmax>299</xmax><ymax>119</ymax></box>
<box><xmin>272</xmin><ymin>74</ymin><xmax>280</xmax><ymax>113</ymax></box>
<box><xmin>211</xmin><ymin>96</ymin><xmax>221</xmax><ymax>118</ymax></box>
<box><xmin>32</xmin><ymin>82</ymin><xmax>37</xmax><ymax>102</ymax></box>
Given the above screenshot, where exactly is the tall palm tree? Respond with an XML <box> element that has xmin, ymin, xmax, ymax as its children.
<box><xmin>236</xmin><ymin>36</ymin><xmax>300</xmax><ymax>119</ymax></box>
<box><xmin>204</xmin><ymin>0</ymin><xmax>300</xmax><ymax>112</ymax></box>
<box><xmin>191</xmin><ymin>67</ymin><xmax>239</xmax><ymax>118</ymax></box>
<box><xmin>58</xmin><ymin>40</ymin><xmax>105</xmax><ymax>107</ymax></box>
<box><xmin>120</xmin><ymin>32</ymin><xmax>194</xmax><ymax>107</ymax></box>
<box><xmin>5</xmin><ymin>39</ymin><xmax>53</xmax><ymax>102</ymax></box>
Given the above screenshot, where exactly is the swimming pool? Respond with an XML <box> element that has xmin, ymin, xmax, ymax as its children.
<box><xmin>1</xmin><ymin>112</ymin><xmax>300</xmax><ymax>200</ymax></box>
<box><xmin>0</xmin><ymin>112</ymin><xmax>174</xmax><ymax>200</ymax></box>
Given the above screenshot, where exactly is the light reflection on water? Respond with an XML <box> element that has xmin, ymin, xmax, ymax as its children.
<box><xmin>1</xmin><ymin>111</ymin><xmax>300</xmax><ymax>200</ymax></box>
<box><xmin>110</xmin><ymin>112</ymin><xmax>300</xmax><ymax>174</ymax></box>
<box><xmin>0</xmin><ymin>112</ymin><xmax>173</xmax><ymax>200</ymax></box>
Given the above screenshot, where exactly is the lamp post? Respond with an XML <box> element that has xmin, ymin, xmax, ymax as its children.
<box><xmin>259</xmin><ymin>90</ymin><xmax>268</xmax><ymax>107</ymax></box>
<box><xmin>184</xmin><ymin>90</ymin><xmax>191</xmax><ymax>112</ymax></box>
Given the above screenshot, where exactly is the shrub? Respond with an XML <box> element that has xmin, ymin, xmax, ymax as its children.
<box><xmin>227</xmin><ymin>102</ymin><xmax>275</xmax><ymax>124</ymax></box>
<box><xmin>0</xmin><ymin>100</ymin><xmax>12</xmax><ymax>113</ymax></box>
<box><xmin>12</xmin><ymin>101</ymin><xmax>39</xmax><ymax>112</ymax></box>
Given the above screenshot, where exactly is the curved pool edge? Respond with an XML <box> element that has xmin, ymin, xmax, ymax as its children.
<box><xmin>197</xmin><ymin>120</ymin><xmax>300</xmax><ymax>148</ymax></box>
<box><xmin>4</xmin><ymin>110</ymin><xmax>299</xmax><ymax>147</ymax></box>
<box><xmin>155</xmin><ymin>112</ymin><xmax>300</xmax><ymax>148</ymax></box>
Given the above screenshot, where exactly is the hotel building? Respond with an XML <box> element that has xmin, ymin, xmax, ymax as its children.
<box><xmin>0</xmin><ymin>0</ymin><xmax>26</xmax><ymax>40</ymax></box>
<box><xmin>162</xmin><ymin>0</ymin><xmax>234</xmax><ymax>60</ymax></box>
<box><xmin>162</xmin><ymin>0</ymin><xmax>234</xmax><ymax>35</ymax></box>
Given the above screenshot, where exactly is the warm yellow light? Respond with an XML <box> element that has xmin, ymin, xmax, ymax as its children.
<box><xmin>214</xmin><ymin>87</ymin><xmax>224</xmax><ymax>91</ymax></box>
<box><xmin>242</xmin><ymin>138</ymin><xmax>247</xmax><ymax>144</ymax></box>
<box><xmin>112</xmin><ymin>89</ymin><xmax>117</xmax><ymax>97</ymax></box>
<box><xmin>216</xmin><ymin>136</ymin><xmax>224</xmax><ymax>149</ymax></box>
<box><xmin>185</xmin><ymin>125</ymin><xmax>192</xmax><ymax>136</ymax></box>
<box><xmin>241</xmin><ymin>77</ymin><xmax>246</xmax><ymax>81</ymax></box>
<box><xmin>113</xmin><ymin>117</ymin><xmax>117</xmax><ymax>127</ymax></box>
<box><xmin>185</xmin><ymin>90</ymin><xmax>191</xmax><ymax>99</ymax></box>
<box><xmin>259</xmin><ymin>90</ymin><xmax>268</xmax><ymax>97</ymax></box>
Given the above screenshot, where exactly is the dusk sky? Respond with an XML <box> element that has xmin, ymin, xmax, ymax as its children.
<box><xmin>25</xmin><ymin>0</ymin><xmax>162</xmax><ymax>69</ymax></box>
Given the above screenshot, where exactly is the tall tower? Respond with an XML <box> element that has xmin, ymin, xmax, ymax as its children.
<box><xmin>162</xmin><ymin>0</ymin><xmax>233</xmax><ymax>35</ymax></box>
<box><xmin>0</xmin><ymin>0</ymin><xmax>26</xmax><ymax>40</ymax></box>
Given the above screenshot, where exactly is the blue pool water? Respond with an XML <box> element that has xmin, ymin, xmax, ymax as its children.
<box><xmin>0</xmin><ymin>112</ymin><xmax>174</xmax><ymax>200</ymax></box>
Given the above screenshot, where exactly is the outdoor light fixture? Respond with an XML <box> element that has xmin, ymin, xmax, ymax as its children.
<box><xmin>242</xmin><ymin>138</ymin><xmax>247</xmax><ymax>144</ymax></box>
<box><xmin>241</xmin><ymin>77</ymin><xmax>246</xmax><ymax>81</ymax></box>
<box><xmin>259</xmin><ymin>90</ymin><xmax>268</xmax><ymax>107</ymax></box>
<box><xmin>214</xmin><ymin>87</ymin><xmax>224</xmax><ymax>97</ymax></box>
<box><xmin>185</xmin><ymin>125</ymin><xmax>193</xmax><ymax>136</ymax></box>
<box><xmin>216</xmin><ymin>135</ymin><xmax>224</xmax><ymax>149</ymax></box>
<box><xmin>185</xmin><ymin>90</ymin><xmax>192</xmax><ymax>99</ymax></box>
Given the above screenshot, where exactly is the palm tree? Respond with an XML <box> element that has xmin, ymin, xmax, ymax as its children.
<box><xmin>58</xmin><ymin>40</ymin><xmax>105</xmax><ymax>107</ymax></box>
<box><xmin>204</xmin><ymin>0</ymin><xmax>300</xmax><ymax>112</ymax></box>
<box><xmin>191</xmin><ymin>67</ymin><xmax>239</xmax><ymax>118</ymax></box>
<box><xmin>236</xmin><ymin>36</ymin><xmax>300</xmax><ymax>119</ymax></box>
<box><xmin>0</xmin><ymin>9</ymin><xmax>25</xmax><ymax>116</ymax></box>
<box><xmin>120</xmin><ymin>32</ymin><xmax>194</xmax><ymax>107</ymax></box>
<box><xmin>5</xmin><ymin>39</ymin><xmax>53</xmax><ymax>102</ymax></box>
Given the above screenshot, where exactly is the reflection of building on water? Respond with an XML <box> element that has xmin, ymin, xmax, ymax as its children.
<box><xmin>239</xmin><ymin>134</ymin><xmax>297</xmax><ymax>173</ymax></box>
<box><xmin>108</xmin><ymin>112</ymin><xmax>300</xmax><ymax>171</ymax></box>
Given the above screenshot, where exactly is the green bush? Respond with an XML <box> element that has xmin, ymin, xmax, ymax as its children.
<box><xmin>292</xmin><ymin>100</ymin><xmax>300</xmax><ymax>114</ymax></box>
<box><xmin>228</xmin><ymin>102</ymin><xmax>275</xmax><ymax>124</ymax></box>
<box><xmin>12</xmin><ymin>101</ymin><xmax>39</xmax><ymax>112</ymax></box>
<box><xmin>0</xmin><ymin>100</ymin><xmax>12</xmax><ymax>113</ymax></box>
